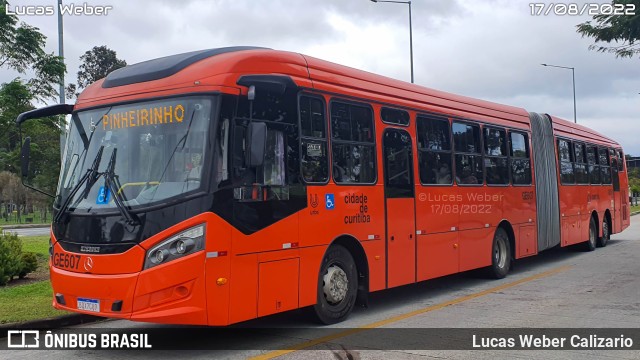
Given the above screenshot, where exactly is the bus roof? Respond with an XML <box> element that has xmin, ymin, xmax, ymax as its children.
<box><xmin>550</xmin><ymin>115</ymin><xmax>620</xmax><ymax>147</ymax></box>
<box><xmin>75</xmin><ymin>47</ymin><xmax>619</xmax><ymax>147</ymax></box>
<box><xmin>301</xmin><ymin>54</ymin><xmax>530</xmax><ymax>125</ymax></box>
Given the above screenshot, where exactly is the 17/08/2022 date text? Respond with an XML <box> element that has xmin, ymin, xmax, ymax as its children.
<box><xmin>530</xmin><ymin>2</ymin><xmax>636</xmax><ymax>16</ymax></box>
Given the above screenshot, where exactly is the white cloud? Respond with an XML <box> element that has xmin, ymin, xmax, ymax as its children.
<box><xmin>2</xmin><ymin>0</ymin><xmax>638</xmax><ymax>154</ymax></box>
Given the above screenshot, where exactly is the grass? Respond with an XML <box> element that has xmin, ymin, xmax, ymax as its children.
<box><xmin>0</xmin><ymin>235</ymin><xmax>66</xmax><ymax>324</ymax></box>
<box><xmin>20</xmin><ymin>235</ymin><xmax>50</xmax><ymax>256</ymax></box>
<box><xmin>0</xmin><ymin>280</ymin><xmax>67</xmax><ymax>324</ymax></box>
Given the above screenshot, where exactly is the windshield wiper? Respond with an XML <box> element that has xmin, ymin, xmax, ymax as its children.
<box><xmin>104</xmin><ymin>148</ymin><xmax>139</xmax><ymax>225</ymax></box>
<box><xmin>77</xmin><ymin>146</ymin><xmax>105</xmax><ymax>202</ymax></box>
<box><xmin>53</xmin><ymin>145</ymin><xmax>105</xmax><ymax>224</ymax></box>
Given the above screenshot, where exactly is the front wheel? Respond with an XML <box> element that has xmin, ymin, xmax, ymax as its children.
<box><xmin>487</xmin><ymin>227</ymin><xmax>511</xmax><ymax>279</ymax></box>
<box><xmin>597</xmin><ymin>218</ymin><xmax>610</xmax><ymax>247</ymax></box>
<box><xmin>313</xmin><ymin>245</ymin><xmax>358</xmax><ymax>324</ymax></box>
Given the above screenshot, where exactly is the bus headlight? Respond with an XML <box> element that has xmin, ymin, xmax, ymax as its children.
<box><xmin>144</xmin><ymin>224</ymin><xmax>205</xmax><ymax>270</ymax></box>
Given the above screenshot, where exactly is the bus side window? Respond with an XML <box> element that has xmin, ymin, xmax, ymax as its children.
<box><xmin>574</xmin><ymin>142</ymin><xmax>589</xmax><ymax>184</ymax></box>
<box><xmin>417</xmin><ymin>115</ymin><xmax>452</xmax><ymax>185</ymax></box>
<box><xmin>586</xmin><ymin>145</ymin><xmax>600</xmax><ymax>184</ymax></box>
<box><xmin>557</xmin><ymin>139</ymin><xmax>575</xmax><ymax>184</ymax></box>
<box><xmin>510</xmin><ymin>131</ymin><xmax>531</xmax><ymax>185</ymax></box>
<box><xmin>330</xmin><ymin>101</ymin><xmax>376</xmax><ymax>184</ymax></box>
<box><xmin>263</xmin><ymin>129</ymin><xmax>286</xmax><ymax>186</ymax></box>
<box><xmin>484</xmin><ymin>127</ymin><xmax>509</xmax><ymax>185</ymax></box>
<box><xmin>617</xmin><ymin>150</ymin><xmax>624</xmax><ymax>171</ymax></box>
<box><xmin>381</xmin><ymin>107</ymin><xmax>410</xmax><ymax>126</ymax></box>
<box><xmin>299</xmin><ymin>95</ymin><xmax>329</xmax><ymax>183</ymax></box>
<box><xmin>599</xmin><ymin>147</ymin><xmax>611</xmax><ymax>184</ymax></box>
<box><xmin>452</xmin><ymin>121</ymin><xmax>483</xmax><ymax>185</ymax></box>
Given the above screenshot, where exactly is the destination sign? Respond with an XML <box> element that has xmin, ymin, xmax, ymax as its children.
<box><xmin>101</xmin><ymin>104</ymin><xmax>185</xmax><ymax>131</ymax></box>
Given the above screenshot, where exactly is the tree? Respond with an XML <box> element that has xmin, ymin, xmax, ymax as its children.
<box><xmin>0</xmin><ymin>80</ymin><xmax>32</xmax><ymax>155</ymax></box>
<box><xmin>0</xmin><ymin>171</ymin><xmax>26</xmax><ymax>222</ymax></box>
<box><xmin>629</xmin><ymin>168</ymin><xmax>640</xmax><ymax>195</ymax></box>
<box><xmin>0</xmin><ymin>2</ymin><xmax>66</xmax><ymax>154</ymax></box>
<box><xmin>66</xmin><ymin>45</ymin><xmax>126</xmax><ymax>99</ymax></box>
<box><xmin>0</xmin><ymin>2</ymin><xmax>67</xmax><ymax>216</ymax></box>
<box><xmin>576</xmin><ymin>0</ymin><xmax>640</xmax><ymax>59</ymax></box>
<box><xmin>0</xmin><ymin>2</ymin><xmax>65</xmax><ymax>99</ymax></box>
<box><xmin>0</xmin><ymin>4</ymin><xmax>45</xmax><ymax>72</ymax></box>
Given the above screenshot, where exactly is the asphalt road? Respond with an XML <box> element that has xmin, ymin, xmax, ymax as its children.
<box><xmin>2</xmin><ymin>227</ymin><xmax>50</xmax><ymax>237</ymax></box>
<box><xmin>3</xmin><ymin>218</ymin><xmax>640</xmax><ymax>359</ymax></box>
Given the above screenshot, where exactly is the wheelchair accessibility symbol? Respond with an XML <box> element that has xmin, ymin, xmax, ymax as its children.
<box><xmin>96</xmin><ymin>186</ymin><xmax>111</xmax><ymax>205</ymax></box>
<box><xmin>325</xmin><ymin>194</ymin><xmax>335</xmax><ymax>210</ymax></box>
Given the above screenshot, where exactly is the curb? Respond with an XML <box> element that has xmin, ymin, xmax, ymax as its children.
<box><xmin>0</xmin><ymin>314</ymin><xmax>106</xmax><ymax>332</ymax></box>
<box><xmin>1</xmin><ymin>224</ymin><xmax>50</xmax><ymax>230</ymax></box>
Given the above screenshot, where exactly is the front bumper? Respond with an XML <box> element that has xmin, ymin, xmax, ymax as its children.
<box><xmin>50</xmin><ymin>251</ymin><xmax>208</xmax><ymax>325</ymax></box>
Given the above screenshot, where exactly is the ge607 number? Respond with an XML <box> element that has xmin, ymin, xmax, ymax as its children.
<box><xmin>53</xmin><ymin>253</ymin><xmax>81</xmax><ymax>270</ymax></box>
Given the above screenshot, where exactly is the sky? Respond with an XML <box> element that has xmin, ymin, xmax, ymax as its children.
<box><xmin>3</xmin><ymin>0</ymin><xmax>640</xmax><ymax>154</ymax></box>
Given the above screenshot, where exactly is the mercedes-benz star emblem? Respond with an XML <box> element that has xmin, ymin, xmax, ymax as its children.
<box><xmin>84</xmin><ymin>257</ymin><xmax>94</xmax><ymax>272</ymax></box>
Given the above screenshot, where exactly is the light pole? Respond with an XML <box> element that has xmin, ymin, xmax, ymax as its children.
<box><xmin>58</xmin><ymin>0</ymin><xmax>65</xmax><ymax>104</ymax></box>
<box><xmin>541</xmin><ymin>63</ymin><xmax>576</xmax><ymax>123</ymax></box>
<box><xmin>371</xmin><ymin>0</ymin><xmax>414</xmax><ymax>84</ymax></box>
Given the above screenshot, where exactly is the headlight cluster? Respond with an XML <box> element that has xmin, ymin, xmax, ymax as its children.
<box><xmin>143</xmin><ymin>224</ymin><xmax>205</xmax><ymax>270</ymax></box>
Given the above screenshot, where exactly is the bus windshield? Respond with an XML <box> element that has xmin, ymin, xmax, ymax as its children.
<box><xmin>56</xmin><ymin>96</ymin><xmax>213</xmax><ymax>213</ymax></box>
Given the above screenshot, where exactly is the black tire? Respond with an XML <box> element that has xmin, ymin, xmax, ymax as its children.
<box><xmin>487</xmin><ymin>227</ymin><xmax>511</xmax><ymax>279</ymax></box>
<box><xmin>597</xmin><ymin>217</ymin><xmax>610</xmax><ymax>247</ymax></box>
<box><xmin>313</xmin><ymin>245</ymin><xmax>358</xmax><ymax>325</ymax></box>
<box><xmin>584</xmin><ymin>217</ymin><xmax>597</xmax><ymax>251</ymax></box>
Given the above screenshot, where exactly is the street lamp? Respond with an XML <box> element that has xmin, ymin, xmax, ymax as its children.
<box><xmin>541</xmin><ymin>63</ymin><xmax>576</xmax><ymax>123</ymax></box>
<box><xmin>371</xmin><ymin>0</ymin><xmax>414</xmax><ymax>84</ymax></box>
<box><xmin>58</xmin><ymin>0</ymin><xmax>65</xmax><ymax>104</ymax></box>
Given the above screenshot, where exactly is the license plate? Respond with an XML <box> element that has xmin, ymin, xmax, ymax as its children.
<box><xmin>77</xmin><ymin>298</ymin><xmax>100</xmax><ymax>313</ymax></box>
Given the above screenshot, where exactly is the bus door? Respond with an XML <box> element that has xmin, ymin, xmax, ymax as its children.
<box><xmin>382</xmin><ymin>128</ymin><xmax>416</xmax><ymax>288</ymax></box>
<box><xmin>611</xmin><ymin>150</ymin><xmax>621</xmax><ymax>231</ymax></box>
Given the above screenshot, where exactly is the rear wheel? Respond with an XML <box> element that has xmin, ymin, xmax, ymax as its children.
<box><xmin>597</xmin><ymin>217</ymin><xmax>610</xmax><ymax>247</ymax></box>
<box><xmin>313</xmin><ymin>245</ymin><xmax>358</xmax><ymax>324</ymax></box>
<box><xmin>487</xmin><ymin>227</ymin><xmax>511</xmax><ymax>279</ymax></box>
<box><xmin>584</xmin><ymin>217</ymin><xmax>597</xmax><ymax>251</ymax></box>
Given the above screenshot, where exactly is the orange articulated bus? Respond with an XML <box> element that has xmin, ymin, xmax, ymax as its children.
<box><xmin>17</xmin><ymin>47</ymin><xmax>630</xmax><ymax>325</ymax></box>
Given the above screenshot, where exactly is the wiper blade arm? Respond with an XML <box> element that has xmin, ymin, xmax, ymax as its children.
<box><xmin>53</xmin><ymin>169</ymin><xmax>91</xmax><ymax>224</ymax></box>
<box><xmin>78</xmin><ymin>146</ymin><xmax>105</xmax><ymax>201</ymax></box>
<box><xmin>104</xmin><ymin>148</ymin><xmax>139</xmax><ymax>225</ymax></box>
<box><xmin>53</xmin><ymin>145</ymin><xmax>105</xmax><ymax>224</ymax></box>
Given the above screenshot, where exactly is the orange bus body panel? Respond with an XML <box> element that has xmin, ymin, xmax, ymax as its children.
<box><xmin>386</xmin><ymin>197</ymin><xmax>416</xmax><ymax>288</ymax></box>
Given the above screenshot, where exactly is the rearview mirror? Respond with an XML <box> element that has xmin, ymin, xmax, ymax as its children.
<box><xmin>21</xmin><ymin>137</ymin><xmax>31</xmax><ymax>178</ymax></box>
<box><xmin>246</xmin><ymin>122</ymin><xmax>266</xmax><ymax>167</ymax></box>
<box><xmin>15</xmin><ymin>104</ymin><xmax>72</xmax><ymax>200</ymax></box>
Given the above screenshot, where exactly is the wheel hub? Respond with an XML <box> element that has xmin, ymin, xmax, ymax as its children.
<box><xmin>495</xmin><ymin>239</ymin><xmax>507</xmax><ymax>269</ymax></box>
<box><xmin>323</xmin><ymin>265</ymin><xmax>348</xmax><ymax>304</ymax></box>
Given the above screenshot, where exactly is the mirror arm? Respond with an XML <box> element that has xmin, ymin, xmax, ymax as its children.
<box><xmin>21</xmin><ymin>182</ymin><xmax>55</xmax><ymax>199</ymax></box>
